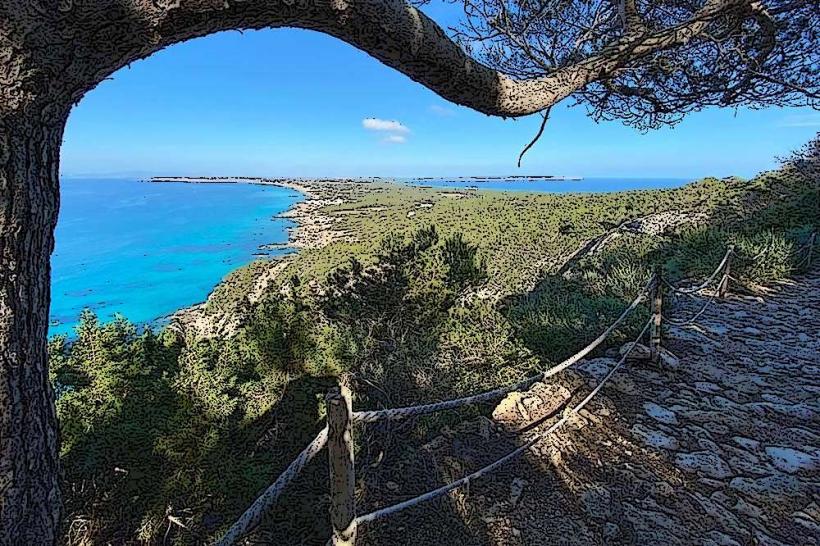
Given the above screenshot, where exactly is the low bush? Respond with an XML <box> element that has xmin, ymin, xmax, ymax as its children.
<box><xmin>54</xmin><ymin>141</ymin><xmax>817</xmax><ymax>543</ymax></box>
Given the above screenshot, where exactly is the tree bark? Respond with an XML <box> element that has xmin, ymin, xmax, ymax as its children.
<box><xmin>0</xmin><ymin>109</ymin><xmax>66</xmax><ymax>545</ymax></box>
<box><xmin>0</xmin><ymin>0</ymin><xmax>776</xmax><ymax>543</ymax></box>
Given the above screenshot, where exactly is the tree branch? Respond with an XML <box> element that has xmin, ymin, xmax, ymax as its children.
<box><xmin>617</xmin><ymin>0</ymin><xmax>647</xmax><ymax>35</ymax></box>
<box><xmin>58</xmin><ymin>0</ymin><xmax>756</xmax><ymax>119</ymax></box>
<box><xmin>518</xmin><ymin>107</ymin><xmax>552</xmax><ymax>167</ymax></box>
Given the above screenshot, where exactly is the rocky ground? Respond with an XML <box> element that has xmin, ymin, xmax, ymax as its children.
<box><xmin>361</xmin><ymin>268</ymin><xmax>819</xmax><ymax>545</ymax></box>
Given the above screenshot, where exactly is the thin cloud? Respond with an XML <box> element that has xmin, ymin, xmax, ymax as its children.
<box><xmin>778</xmin><ymin>114</ymin><xmax>820</xmax><ymax>128</ymax></box>
<box><xmin>430</xmin><ymin>104</ymin><xmax>456</xmax><ymax>117</ymax></box>
<box><xmin>362</xmin><ymin>118</ymin><xmax>410</xmax><ymax>133</ymax></box>
<box><xmin>382</xmin><ymin>134</ymin><xmax>407</xmax><ymax>144</ymax></box>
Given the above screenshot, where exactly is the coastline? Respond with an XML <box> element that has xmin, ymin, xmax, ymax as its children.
<box><xmin>155</xmin><ymin>176</ymin><xmax>362</xmax><ymax>337</ymax></box>
<box><xmin>90</xmin><ymin>175</ymin><xmax>701</xmax><ymax>339</ymax></box>
<box><xmin>150</xmin><ymin>176</ymin><xmax>361</xmax><ymax>251</ymax></box>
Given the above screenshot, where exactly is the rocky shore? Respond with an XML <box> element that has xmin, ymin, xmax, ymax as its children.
<box><xmin>150</xmin><ymin>176</ymin><xmax>364</xmax><ymax>251</ymax></box>
<box><xmin>154</xmin><ymin>176</ymin><xmax>369</xmax><ymax>337</ymax></box>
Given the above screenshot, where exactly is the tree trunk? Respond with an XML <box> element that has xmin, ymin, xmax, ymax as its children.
<box><xmin>0</xmin><ymin>110</ymin><xmax>66</xmax><ymax>545</ymax></box>
<box><xmin>0</xmin><ymin>0</ymin><xmax>789</xmax><ymax>543</ymax></box>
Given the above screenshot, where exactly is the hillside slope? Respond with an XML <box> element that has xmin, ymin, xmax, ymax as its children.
<box><xmin>52</xmin><ymin>141</ymin><xmax>817</xmax><ymax>544</ymax></box>
<box><xmin>358</xmin><ymin>269</ymin><xmax>820</xmax><ymax>545</ymax></box>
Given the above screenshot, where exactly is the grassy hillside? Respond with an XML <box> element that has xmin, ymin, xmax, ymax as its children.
<box><xmin>52</xmin><ymin>141</ymin><xmax>817</xmax><ymax>544</ymax></box>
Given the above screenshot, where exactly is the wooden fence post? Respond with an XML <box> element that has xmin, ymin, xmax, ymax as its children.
<box><xmin>649</xmin><ymin>267</ymin><xmax>663</xmax><ymax>366</ymax></box>
<box><xmin>718</xmin><ymin>246</ymin><xmax>734</xmax><ymax>299</ymax></box>
<box><xmin>327</xmin><ymin>380</ymin><xmax>356</xmax><ymax>546</ymax></box>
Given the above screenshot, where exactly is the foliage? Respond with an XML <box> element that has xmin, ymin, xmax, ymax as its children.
<box><xmin>54</xmin><ymin>151</ymin><xmax>816</xmax><ymax>544</ymax></box>
<box><xmin>450</xmin><ymin>0</ymin><xmax>818</xmax><ymax>130</ymax></box>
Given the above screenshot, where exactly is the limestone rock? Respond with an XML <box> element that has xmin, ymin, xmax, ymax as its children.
<box><xmin>492</xmin><ymin>382</ymin><xmax>571</xmax><ymax>427</ymax></box>
<box><xmin>675</xmin><ymin>451</ymin><xmax>733</xmax><ymax>479</ymax></box>
<box><xmin>492</xmin><ymin>392</ymin><xmax>527</xmax><ymax>424</ymax></box>
<box><xmin>620</xmin><ymin>342</ymin><xmax>651</xmax><ymax>360</ymax></box>
<box><xmin>578</xmin><ymin>357</ymin><xmax>617</xmax><ymax>381</ymax></box>
<box><xmin>643</xmin><ymin>402</ymin><xmax>679</xmax><ymax>425</ymax></box>
<box><xmin>724</xmin><ymin>446</ymin><xmax>768</xmax><ymax>477</ymax></box>
<box><xmin>631</xmin><ymin>423</ymin><xmax>680</xmax><ymax>450</ymax></box>
<box><xmin>609</xmin><ymin>373</ymin><xmax>639</xmax><ymax>395</ymax></box>
<box><xmin>764</xmin><ymin>446</ymin><xmax>819</xmax><ymax>474</ymax></box>
<box><xmin>659</xmin><ymin>348</ymin><xmax>681</xmax><ymax>369</ymax></box>
<box><xmin>733</xmin><ymin>497</ymin><xmax>764</xmax><ymax>520</ymax></box>
<box><xmin>695</xmin><ymin>381</ymin><xmax>722</xmax><ymax>393</ymax></box>
<box><xmin>732</xmin><ymin>436</ymin><xmax>761</xmax><ymax>451</ymax></box>
<box><xmin>729</xmin><ymin>475</ymin><xmax>809</xmax><ymax>508</ymax></box>
<box><xmin>525</xmin><ymin>382</ymin><xmax>572</xmax><ymax>419</ymax></box>
<box><xmin>792</xmin><ymin>502</ymin><xmax>820</xmax><ymax>535</ymax></box>
<box><xmin>765</xmin><ymin>402</ymin><xmax>816</xmax><ymax>420</ymax></box>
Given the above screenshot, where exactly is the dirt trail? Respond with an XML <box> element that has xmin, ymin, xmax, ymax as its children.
<box><xmin>362</xmin><ymin>269</ymin><xmax>819</xmax><ymax>545</ymax></box>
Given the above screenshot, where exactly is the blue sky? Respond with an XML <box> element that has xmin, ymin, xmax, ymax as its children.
<box><xmin>61</xmin><ymin>4</ymin><xmax>819</xmax><ymax>179</ymax></box>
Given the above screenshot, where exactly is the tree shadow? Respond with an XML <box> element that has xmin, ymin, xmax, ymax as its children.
<box><xmin>57</xmin><ymin>167</ymin><xmax>817</xmax><ymax>545</ymax></box>
<box><xmin>57</xmin><ymin>325</ymin><xmax>336</xmax><ymax>545</ymax></box>
<box><xmin>352</xmin><ymin>171</ymin><xmax>819</xmax><ymax>545</ymax></box>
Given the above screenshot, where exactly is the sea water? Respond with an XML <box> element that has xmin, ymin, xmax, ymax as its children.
<box><xmin>51</xmin><ymin>176</ymin><xmax>692</xmax><ymax>337</ymax></box>
<box><xmin>50</xmin><ymin>178</ymin><xmax>302</xmax><ymax>337</ymax></box>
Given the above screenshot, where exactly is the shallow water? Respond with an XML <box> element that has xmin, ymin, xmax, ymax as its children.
<box><xmin>50</xmin><ymin>178</ymin><xmax>302</xmax><ymax>336</ymax></box>
<box><xmin>50</xmin><ymin>176</ymin><xmax>692</xmax><ymax>337</ymax></box>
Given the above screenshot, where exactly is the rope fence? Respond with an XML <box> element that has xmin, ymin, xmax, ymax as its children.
<box><xmin>352</xmin><ymin>276</ymin><xmax>653</xmax><ymax>424</ymax></box>
<box><xmin>663</xmin><ymin>289</ymin><xmax>719</xmax><ymax>326</ymax></box>
<box><xmin>661</xmin><ymin>246</ymin><xmax>734</xmax><ymax>295</ymax></box>
<box><xmin>214</xmin><ymin>427</ymin><xmax>329</xmax><ymax>546</ymax></box>
<box><xmin>354</xmin><ymin>319</ymin><xmax>652</xmax><ymax>527</ymax></box>
<box><xmin>215</xmin><ymin>232</ymin><xmax>815</xmax><ymax>545</ymax></box>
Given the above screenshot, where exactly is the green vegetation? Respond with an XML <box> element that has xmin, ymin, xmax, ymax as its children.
<box><xmin>53</xmin><ymin>142</ymin><xmax>817</xmax><ymax>544</ymax></box>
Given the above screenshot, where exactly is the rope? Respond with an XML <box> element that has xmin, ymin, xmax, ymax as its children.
<box><xmin>215</xmin><ymin>427</ymin><xmax>329</xmax><ymax>546</ymax></box>
<box><xmin>663</xmin><ymin>289</ymin><xmax>719</xmax><ymax>326</ymax></box>
<box><xmin>662</xmin><ymin>247</ymin><xmax>732</xmax><ymax>295</ymax></box>
<box><xmin>354</xmin><ymin>319</ymin><xmax>652</xmax><ymax>526</ymax></box>
<box><xmin>215</xmin><ymin>241</ymin><xmax>788</xmax><ymax>544</ymax></box>
<box><xmin>352</xmin><ymin>277</ymin><xmax>654</xmax><ymax>424</ymax></box>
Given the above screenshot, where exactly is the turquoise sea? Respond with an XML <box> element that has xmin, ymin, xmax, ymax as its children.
<box><xmin>51</xmin><ymin>178</ymin><xmax>302</xmax><ymax>336</ymax></box>
<box><xmin>51</xmin><ymin>176</ymin><xmax>692</xmax><ymax>337</ymax></box>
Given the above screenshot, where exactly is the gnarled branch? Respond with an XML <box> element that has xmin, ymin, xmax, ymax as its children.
<box><xmin>35</xmin><ymin>0</ymin><xmax>781</xmax><ymax>119</ymax></box>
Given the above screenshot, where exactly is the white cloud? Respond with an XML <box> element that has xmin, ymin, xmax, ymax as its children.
<box><xmin>430</xmin><ymin>104</ymin><xmax>455</xmax><ymax>117</ymax></box>
<box><xmin>362</xmin><ymin>118</ymin><xmax>410</xmax><ymax>133</ymax></box>
<box><xmin>382</xmin><ymin>134</ymin><xmax>407</xmax><ymax>144</ymax></box>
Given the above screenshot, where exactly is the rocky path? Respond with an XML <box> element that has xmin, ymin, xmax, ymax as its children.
<box><xmin>363</xmin><ymin>270</ymin><xmax>819</xmax><ymax>545</ymax></box>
